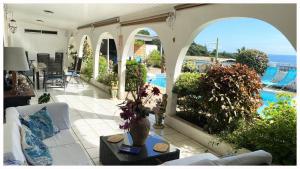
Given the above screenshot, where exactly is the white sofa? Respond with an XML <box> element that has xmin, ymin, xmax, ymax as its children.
<box><xmin>4</xmin><ymin>103</ymin><xmax>93</xmax><ymax>165</ymax></box>
<box><xmin>163</xmin><ymin>150</ymin><xmax>272</xmax><ymax>165</ymax></box>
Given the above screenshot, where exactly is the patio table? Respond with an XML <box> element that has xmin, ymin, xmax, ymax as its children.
<box><xmin>100</xmin><ymin>133</ymin><xmax>180</xmax><ymax>165</ymax></box>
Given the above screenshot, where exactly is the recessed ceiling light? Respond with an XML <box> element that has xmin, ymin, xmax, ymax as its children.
<box><xmin>43</xmin><ymin>10</ymin><xmax>54</xmax><ymax>14</ymax></box>
<box><xmin>36</xmin><ymin>19</ymin><xmax>44</xmax><ymax>22</ymax></box>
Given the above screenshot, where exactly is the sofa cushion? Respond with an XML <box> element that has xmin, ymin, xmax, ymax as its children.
<box><xmin>16</xmin><ymin>103</ymin><xmax>70</xmax><ymax>130</ymax></box>
<box><xmin>213</xmin><ymin>150</ymin><xmax>272</xmax><ymax>165</ymax></box>
<box><xmin>5</xmin><ymin>107</ymin><xmax>22</xmax><ymax>126</ymax></box>
<box><xmin>49</xmin><ymin>143</ymin><xmax>93</xmax><ymax>165</ymax></box>
<box><xmin>20</xmin><ymin>107</ymin><xmax>59</xmax><ymax>140</ymax></box>
<box><xmin>162</xmin><ymin>153</ymin><xmax>219</xmax><ymax>165</ymax></box>
<box><xmin>20</xmin><ymin>125</ymin><xmax>53</xmax><ymax>165</ymax></box>
<box><xmin>3</xmin><ymin>122</ymin><xmax>27</xmax><ymax>165</ymax></box>
<box><xmin>43</xmin><ymin>130</ymin><xmax>78</xmax><ymax>148</ymax></box>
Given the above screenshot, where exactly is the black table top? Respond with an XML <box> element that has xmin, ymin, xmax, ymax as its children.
<box><xmin>100</xmin><ymin>133</ymin><xmax>179</xmax><ymax>162</ymax></box>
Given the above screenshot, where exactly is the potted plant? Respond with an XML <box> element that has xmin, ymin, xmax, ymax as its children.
<box><xmin>110</xmin><ymin>73</ymin><xmax>118</xmax><ymax>99</ymax></box>
<box><xmin>153</xmin><ymin>94</ymin><xmax>168</xmax><ymax>129</ymax></box>
<box><xmin>118</xmin><ymin>65</ymin><xmax>161</xmax><ymax>146</ymax></box>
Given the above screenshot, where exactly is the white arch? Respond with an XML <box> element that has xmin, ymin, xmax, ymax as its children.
<box><xmin>93</xmin><ymin>32</ymin><xmax>117</xmax><ymax>79</ymax></box>
<box><xmin>119</xmin><ymin>27</ymin><xmax>168</xmax><ymax>98</ymax></box>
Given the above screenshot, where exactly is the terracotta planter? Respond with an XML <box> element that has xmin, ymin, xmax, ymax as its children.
<box><xmin>129</xmin><ymin>117</ymin><xmax>150</xmax><ymax>146</ymax></box>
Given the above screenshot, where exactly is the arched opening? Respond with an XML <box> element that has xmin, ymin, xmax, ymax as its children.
<box><xmin>94</xmin><ymin>32</ymin><xmax>118</xmax><ymax>82</ymax></box>
<box><xmin>122</xmin><ymin>27</ymin><xmax>167</xmax><ymax>108</ymax></box>
<box><xmin>174</xmin><ymin>17</ymin><xmax>296</xmax><ymax>80</ymax></box>
<box><xmin>171</xmin><ymin>18</ymin><xmax>296</xmax><ymax>159</ymax></box>
<box><xmin>166</xmin><ymin>18</ymin><xmax>297</xmax><ymax>164</ymax></box>
<box><xmin>78</xmin><ymin>35</ymin><xmax>93</xmax><ymax>79</ymax></box>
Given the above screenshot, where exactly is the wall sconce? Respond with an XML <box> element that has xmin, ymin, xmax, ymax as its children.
<box><xmin>9</xmin><ymin>18</ymin><xmax>17</xmax><ymax>33</ymax></box>
<box><xmin>5</xmin><ymin>5</ymin><xmax>18</xmax><ymax>34</ymax></box>
<box><xmin>166</xmin><ymin>11</ymin><xmax>176</xmax><ymax>30</ymax></box>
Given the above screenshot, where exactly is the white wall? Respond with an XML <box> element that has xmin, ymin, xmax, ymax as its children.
<box><xmin>10</xmin><ymin>21</ymin><xmax>69</xmax><ymax>63</ymax></box>
<box><xmin>145</xmin><ymin>44</ymin><xmax>158</xmax><ymax>57</ymax></box>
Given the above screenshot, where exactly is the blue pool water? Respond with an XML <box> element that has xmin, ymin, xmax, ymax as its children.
<box><xmin>257</xmin><ymin>90</ymin><xmax>278</xmax><ymax>114</ymax></box>
<box><xmin>147</xmin><ymin>74</ymin><xmax>278</xmax><ymax>114</ymax></box>
<box><xmin>147</xmin><ymin>74</ymin><xmax>166</xmax><ymax>88</ymax></box>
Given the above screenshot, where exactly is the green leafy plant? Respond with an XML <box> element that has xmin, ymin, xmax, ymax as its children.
<box><xmin>106</xmin><ymin>60</ymin><xmax>146</xmax><ymax>90</ymax></box>
<box><xmin>173</xmin><ymin>73</ymin><xmax>206</xmax><ymax>126</ymax></box>
<box><xmin>187</xmin><ymin>41</ymin><xmax>209</xmax><ymax>56</ymax></box>
<box><xmin>38</xmin><ymin>93</ymin><xmax>51</xmax><ymax>104</ymax></box>
<box><xmin>81</xmin><ymin>56</ymin><xmax>93</xmax><ymax>80</ymax></box>
<box><xmin>173</xmin><ymin>72</ymin><xmax>201</xmax><ymax>96</ymax></box>
<box><xmin>147</xmin><ymin>50</ymin><xmax>161</xmax><ymax>68</ymax></box>
<box><xmin>99</xmin><ymin>56</ymin><xmax>108</xmax><ymax>75</ymax></box>
<box><xmin>235</xmin><ymin>49</ymin><xmax>268</xmax><ymax>75</ymax></box>
<box><xmin>81</xmin><ymin>37</ymin><xmax>93</xmax><ymax>80</ymax></box>
<box><xmin>137</xmin><ymin>30</ymin><xmax>150</xmax><ymax>35</ymax></box>
<box><xmin>97</xmin><ymin>72</ymin><xmax>118</xmax><ymax>87</ymax></box>
<box><xmin>182</xmin><ymin>60</ymin><xmax>197</xmax><ymax>72</ymax></box>
<box><xmin>126</xmin><ymin>60</ymin><xmax>147</xmax><ymax>91</ymax></box>
<box><xmin>222</xmin><ymin>93</ymin><xmax>296</xmax><ymax>165</ymax></box>
<box><xmin>134</xmin><ymin>40</ymin><xmax>145</xmax><ymax>47</ymax></box>
<box><xmin>198</xmin><ymin>63</ymin><xmax>262</xmax><ymax>133</ymax></box>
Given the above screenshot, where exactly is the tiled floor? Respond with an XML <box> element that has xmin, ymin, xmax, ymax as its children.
<box><xmin>30</xmin><ymin>81</ymin><xmax>218</xmax><ymax>165</ymax></box>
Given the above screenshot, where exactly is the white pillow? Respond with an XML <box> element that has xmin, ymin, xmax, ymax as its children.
<box><xmin>3</xmin><ymin>122</ymin><xmax>26</xmax><ymax>165</ymax></box>
<box><xmin>213</xmin><ymin>150</ymin><xmax>272</xmax><ymax>165</ymax></box>
<box><xmin>5</xmin><ymin>107</ymin><xmax>21</xmax><ymax>126</ymax></box>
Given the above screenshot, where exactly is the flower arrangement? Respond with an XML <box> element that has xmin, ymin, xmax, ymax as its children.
<box><xmin>119</xmin><ymin>82</ymin><xmax>161</xmax><ymax>130</ymax></box>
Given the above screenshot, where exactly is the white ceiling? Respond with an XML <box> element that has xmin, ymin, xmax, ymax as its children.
<box><xmin>6</xmin><ymin>4</ymin><xmax>172</xmax><ymax>30</ymax></box>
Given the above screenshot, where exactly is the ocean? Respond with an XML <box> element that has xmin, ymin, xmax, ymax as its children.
<box><xmin>268</xmin><ymin>54</ymin><xmax>297</xmax><ymax>67</ymax></box>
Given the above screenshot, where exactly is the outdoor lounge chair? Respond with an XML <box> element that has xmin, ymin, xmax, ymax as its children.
<box><xmin>263</xmin><ymin>69</ymin><xmax>296</xmax><ymax>89</ymax></box>
<box><xmin>261</xmin><ymin>67</ymin><xmax>278</xmax><ymax>85</ymax></box>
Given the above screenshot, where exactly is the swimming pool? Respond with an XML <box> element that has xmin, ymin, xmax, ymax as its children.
<box><xmin>147</xmin><ymin>74</ymin><xmax>278</xmax><ymax>114</ymax></box>
<box><xmin>257</xmin><ymin>90</ymin><xmax>278</xmax><ymax>114</ymax></box>
<box><xmin>147</xmin><ymin>74</ymin><xmax>166</xmax><ymax>88</ymax></box>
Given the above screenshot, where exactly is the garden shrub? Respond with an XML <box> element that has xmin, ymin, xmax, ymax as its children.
<box><xmin>111</xmin><ymin>60</ymin><xmax>147</xmax><ymax>90</ymax></box>
<box><xmin>147</xmin><ymin>50</ymin><xmax>161</xmax><ymax>68</ymax></box>
<box><xmin>99</xmin><ymin>56</ymin><xmax>108</xmax><ymax>75</ymax></box>
<box><xmin>182</xmin><ymin>60</ymin><xmax>197</xmax><ymax>72</ymax></box>
<box><xmin>134</xmin><ymin>40</ymin><xmax>145</xmax><ymax>47</ymax></box>
<box><xmin>197</xmin><ymin>63</ymin><xmax>262</xmax><ymax>133</ymax></box>
<box><xmin>222</xmin><ymin>93</ymin><xmax>296</xmax><ymax>165</ymax></box>
<box><xmin>173</xmin><ymin>73</ymin><xmax>206</xmax><ymax>126</ymax></box>
<box><xmin>81</xmin><ymin>57</ymin><xmax>93</xmax><ymax>80</ymax></box>
<box><xmin>235</xmin><ymin>49</ymin><xmax>268</xmax><ymax>75</ymax></box>
<box><xmin>97</xmin><ymin>72</ymin><xmax>117</xmax><ymax>86</ymax></box>
<box><xmin>126</xmin><ymin>60</ymin><xmax>147</xmax><ymax>91</ymax></box>
<box><xmin>81</xmin><ymin>37</ymin><xmax>93</xmax><ymax>80</ymax></box>
<box><xmin>173</xmin><ymin>72</ymin><xmax>201</xmax><ymax>96</ymax></box>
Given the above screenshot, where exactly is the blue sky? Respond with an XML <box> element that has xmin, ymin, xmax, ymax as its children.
<box><xmin>146</xmin><ymin>18</ymin><xmax>296</xmax><ymax>55</ymax></box>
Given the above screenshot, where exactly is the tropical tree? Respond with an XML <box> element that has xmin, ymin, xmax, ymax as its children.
<box><xmin>187</xmin><ymin>42</ymin><xmax>209</xmax><ymax>56</ymax></box>
<box><xmin>235</xmin><ymin>48</ymin><xmax>268</xmax><ymax>75</ymax></box>
<box><xmin>137</xmin><ymin>29</ymin><xmax>150</xmax><ymax>35</ymax></box>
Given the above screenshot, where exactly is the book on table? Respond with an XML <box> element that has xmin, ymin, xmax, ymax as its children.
<box><xmin>119</xmin><ymin>144</ymin><xmax>141</xmax><ymax>155</ymax></box>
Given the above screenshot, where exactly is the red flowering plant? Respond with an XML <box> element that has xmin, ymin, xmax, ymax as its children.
<box><xmin>118</xmin><ymin>66</ymin><xmax>161</xmax><ymax>130</ymax></box>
